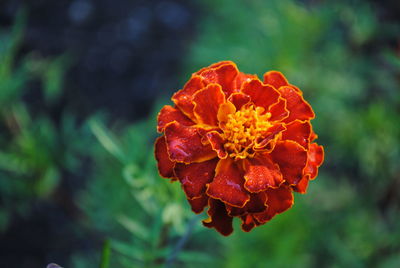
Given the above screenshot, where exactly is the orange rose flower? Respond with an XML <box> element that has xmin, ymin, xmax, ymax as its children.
<box><xmin>155</xmin><ymin>61</ymin><xmax>324</xmax><ymax>236</ymax></box>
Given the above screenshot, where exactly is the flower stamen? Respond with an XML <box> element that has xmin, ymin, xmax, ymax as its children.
<box><xmin>222</xmin><ymin>105</ymin><xmax>272</xmax><ymax>159</ymax></box>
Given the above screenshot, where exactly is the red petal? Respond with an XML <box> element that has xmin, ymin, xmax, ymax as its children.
<box><xmin>193</xmin><ymin>84</ymin><xmax>226</xmax><ymax>126</ymax></box>
<box><xmin>157</xmin><ymin>105</ymin><xmax>194</xmax><ymax>133</ymax></box>
<box><xmin>263</xmin><ymin>71</ymin><xmax>289</xmax><ymax>89</ymax></box>
<box><xmin>196</xmin><ymin>61</ymin><xmax>233</xmax><ymax>75</ymax></box>
<box><xmin>270</xmin><ymin>140</ymin><xmax>307</xmax><ymax>185</ymax></box>
<box><xmin>226</xmin><ymin>191</ymin><xmax>267</xmax><ymax>216</ymax></box>
<box><xmin>172</xmin><ymin>76</ymin><xmax>205</xmax><ymax>120</ymax></box>
<box><xmin>206</xmin><ymin>158</ymin><xmax>250</xmax><ymax>208</ymax></box>
<box><xmin>199</xmin><ymin>63</ymin><xmax>239</xmax><ymax>96</ymax></box>
<box><xmin>235</xmin><ymin>72</ymin><xmax>258</xmax><ymax>89</ymax></box>
<box><xmin>304</xmin><ymin>143</ymin><xmax>324</xmax><ymax>180</ymax></box>
<box><xmin>205</xmin><ymin>131</ymin><xmax>228</xmax><ymax>159</ymax></box>
<box><xmin>254</xmin><ymin>186</ymin><xmax>293</xmax><ymax>223</ymax></box>
<box><xmin>282</xmin><ymin>120</ymin><xmax>311</xmax><ymax>149</ymax></box>
<box><xmin>187</xmin><ymin>195</ymin><xmax>209</xmax><ymax>214</ymax></box>
<box><xmin>164</xmin><ymin>122</ymin><xmax>217</xmax><ymax>163</ymax></box>
<box><xmin>228</xmin><ymin>92</ymin><xmax>251</xmax><ymax>110</ymax></box>
<box><xmin>241</xmin><ymin>79</ymin><xmax>280</xmax><ymax>111</ymax></box>
<box><xmin>279</xmin><ymin>86</ymin><xmax>315</xmax><ymax>123</ymax></box>
<box><xmin>174</xmin><ymin>158</ymin><xmax>219</xmax><ymax>199</ymax></box>
<box><xmin>240</xmin><ymin>215</ymin><xmax>260</xmax><ymax>232</ymax></box>
<box><xmin>254</xmin><ymin>123</ymin><xmax>286</xmax><ymax>152</ymax></box>
<box><xmin>202</xmin><ymin>198</ymin><xmax>233</xmax><ymax>236</ymax></box>
<box><xmin>292</xmin><ymin>175</ymin><xmax>309</xmax><ymax>194</ymax></box>
<box><xmin>243</xmin><ymin>155</ymin><xmax>283</xmax><ymax>192</ymax></box>
<box><xmin>267</xmin><ymin>98</ymin><xmax>289</xmax><ymax>122</ymax></box>
<box><xmin>154</xmin><ymin>136</ymin><xmax>175</xmax><ymax>178</ymax></box>
<box><xmin>310</xmin><ymin>128</ymin><xmax>318</xmax><ymax>142</ymax></box>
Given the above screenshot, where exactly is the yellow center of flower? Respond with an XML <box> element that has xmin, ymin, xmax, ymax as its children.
<box><xmin>222</xmin><ymin>105</ymin><xmax>272</xmax><ymax>160</ymax></box>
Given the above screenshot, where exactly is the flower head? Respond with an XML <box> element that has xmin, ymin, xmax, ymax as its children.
<box><xmin>155</xmin><ymin>61</ymin><xmax>324</xmax><ymax>236</ymax></box>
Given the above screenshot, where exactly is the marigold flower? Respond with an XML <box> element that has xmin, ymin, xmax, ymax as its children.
<box><xmin>155</xmin><ymin>61</ymin><xmax>324</xmax><ymax>236</ymax></box>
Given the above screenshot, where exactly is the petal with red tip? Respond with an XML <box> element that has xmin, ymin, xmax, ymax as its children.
<box><xmin>203</xmin><ymin>198</ymin><xmax>233</xmax><ymax>236</ymax></box>
<box><xmin>154</xmin><ymin>136</ymin><xmax>175</xmax><ymax>178</ymax></box>
<box><xmin>228</xmin><ymin>92</ymin><xmax>251</xmax><ymax>110</ymax></box>
<box><xmin>205</xmin><ymin>131</ymin><xmax>228</xmax><ymax>159</ymax></box>
<box><xmin>227</xmin><ymin>191</ymin><xmax>267</xmax><ymax>216</ymax></box>
<box><xmin>268</xmin><ymin>98</ymin><xmax>289</xmax><ymax>122</ymax></box>
<box><xmin>241</xmin><ymin>79</ymin><xmax>280</xmax><ymax>111</ymax></box>
<box><xmin>263</xmin><ymin>71</ymin><xmax>289</xmax><ymax>89</ymax></box>
<box><xmin>206</xmin><ymin>158</ymin><xmax>250</xmax><ymax>208</ymax></box>
<box><xmin>157</xmin><ymin>105</ymin><xmax>194</xmax><ymax>133</ymax></box>
<box><xmin>304</xmin><ymin>143</ymin><xmax>324</xmax><ymax>180</ymax></box>
<box><xmin>254</xmin><ymin>186</ymin><xmax>293</xmax><ymax>223</ymax></box>
<box><xmin>174</xmin><ymin>158</ymin><xmax>219</xmax><ymax>199</ymax></box>
<box><xmin>279</xmin><ymin>86</ymin><xmax>315</xmax><ymax>123</ymax></box>
<box><xmin>199</xmin><ymin>63</ymin><xmax>239</xmax><ymax>96</ymax></box>
<box><xmin>193</xmin><ymin>84</ymin><xmax>226</xmax><ymax>126</ymax></box>
<box><xmin>187</xmin><ymin>195</ymin><xmax>209</xmax><ymax>214</ymax></box>
<box><xmin>292</xmin><ymin>175</ymin><xmax>309</xmax><ymax>194</ymax></box>
<box><xmin>172</xmin><ymin>76</ymin><xmax>205</xmax><ymax>120</ymax></box>
<box><xmin>164</xmin><ymin>122</ymin><xmax>216</xmax><ymax>163</ymax></box>
<box><xmin>243</xmin><ymin>156</ymin><xmax>283</xmax><ymax>192</ymax></box>
<box><xmin>282</xmin><ymin>120</ymin><xmax>311</xmax><ymax>149</ymax></box>
<box><xmin>270</xmin><ymin>140</ymin><xmax>307</xmax><ymax>185</ymax></box>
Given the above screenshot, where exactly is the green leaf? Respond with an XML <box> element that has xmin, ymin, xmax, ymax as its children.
<box><xmin>89</xmin><ymin>119</ymin><xmax>125</xmax><ymax>162</ymax></box>
<box><xmin>99</xmin><ymin>239</ymin><xmax>111</xmax><ymax>268</ymax></box>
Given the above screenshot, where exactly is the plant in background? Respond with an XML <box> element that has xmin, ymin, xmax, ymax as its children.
<box><xmin>155</xmin><ymin>61</ymin><xmax>324</xmax><ymax>235</ymax></box>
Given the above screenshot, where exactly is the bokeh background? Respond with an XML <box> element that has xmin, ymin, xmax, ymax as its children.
<box><xmin>1</xmin><ymin>0</ymin><xmax>400</xmax><ymax>267</ymax></box>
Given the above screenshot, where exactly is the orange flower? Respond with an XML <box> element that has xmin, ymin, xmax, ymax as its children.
<box><xmin>155</xmin><ymin>61</ymin><xmax>324</xmax><ymax>236</ymax></box>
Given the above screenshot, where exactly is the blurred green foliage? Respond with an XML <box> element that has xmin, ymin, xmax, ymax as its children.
<box><xmin>1</xmin><ymin>0</ymin><xmax>400</xmax><ymax>267</ymax></box>
<box><xmin>0</xmin><ymin>9</ymin><xmax>89</xmax><ymax>232</ymax></box>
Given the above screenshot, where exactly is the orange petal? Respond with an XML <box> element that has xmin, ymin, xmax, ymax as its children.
<box><xmin>193</xmin><ymin>84</ymin><xmax>226</xmax><ymax>126</ymax></box>
<box><xmin>281</xmin><ymin>120</ymin><xmax>311</xmax><ymax>149</ymax></box>
<box><xmin>263</xmin><ymin>71</ymin><xmax>289</xmax><ymax>89</ymax></box>
<box><xmin>270</xmin><ymin>140</ymin><xmax>307</xmax><ymax>185</ymax></box>
<box><xmin>205</xmin><ymin>131</ymin><xmax>228</xmax><ymax>159</ymax></box>
<box><xmin>172</xmin><ymin>76</ymin><xmax>205</xmax><ymax>120</ymax></box>
<box><xmin>292</xmin><ymin>174</ymin><xmax>309</xmax><ymax>194</ymax></box>
<box><xmin>154</xmin><ymin>136</ymin><xmax>175</xmax><ymax>178</ymax></box>
<box><xmin>243</xmin><ymin>155</ymin><xmax>283</xmax><ymax>192</ymax></box>
<box><xmin>228</xmin><ymin>92</ymin><xmax>251</xmax><ymax>110</ymax></box>
<box><xmin>226</xmin><ymin>191</ymin><xmax>267</xmax><ymax>216</ymax></box>
<box><xmin>304</xmin><ymin>143</ymin><xmax>324</xmax><ymax>180</ymax></box>
<box><xmin>267</xmin><ymin>97</ymin><xmax>289</xmax><ymax>122</ymax></box>
<box><xmin>279</xmin><ymin>86</ymin><xmax>315</xmax><ymax>123</ymax></box>
<box><xmin>254</xmin><ymin>186</ymin><xmax>294</xmax><ymax>223</ymax></box>
<box><xmin>187</xmin><ymin>195</ymin><xmax>209</xmax><ymax>214</ymax></box>
<box><xmin>206</xmin><ymin>158</ymin><xmax>250</xmax><ymax>208</ymax></box>
<box><xmin>217</xmin><ymin>101</ymin><xmax>236</xmax><ymax>127</ymax></box>
<box><xmin>202</xmin><ymin>198</ymin><xmax>233</xmax><ymax>236</ymax></box>
<box><xmin>199</xmin><ymin>63</ymin><xmax>239</xmax><ymax>96</ymax></box>
<box><xmin>241</xmin><ymin>79</ymin><xmax>280</xmax><ymax>111</ymax></box>
<box><xmin>157</xmin><ymin>105</ymin><xmax>194</xmax><ymax>133</ymax></box>
<box><xmin>164</xmin><ymin>122</ymin><xmax>217</xmax><ymax>163</ymax></box>
<box><xmin>174</xmin><ymin>158</ymin><xmax>219</xmax><ymax>199</ymax></box>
